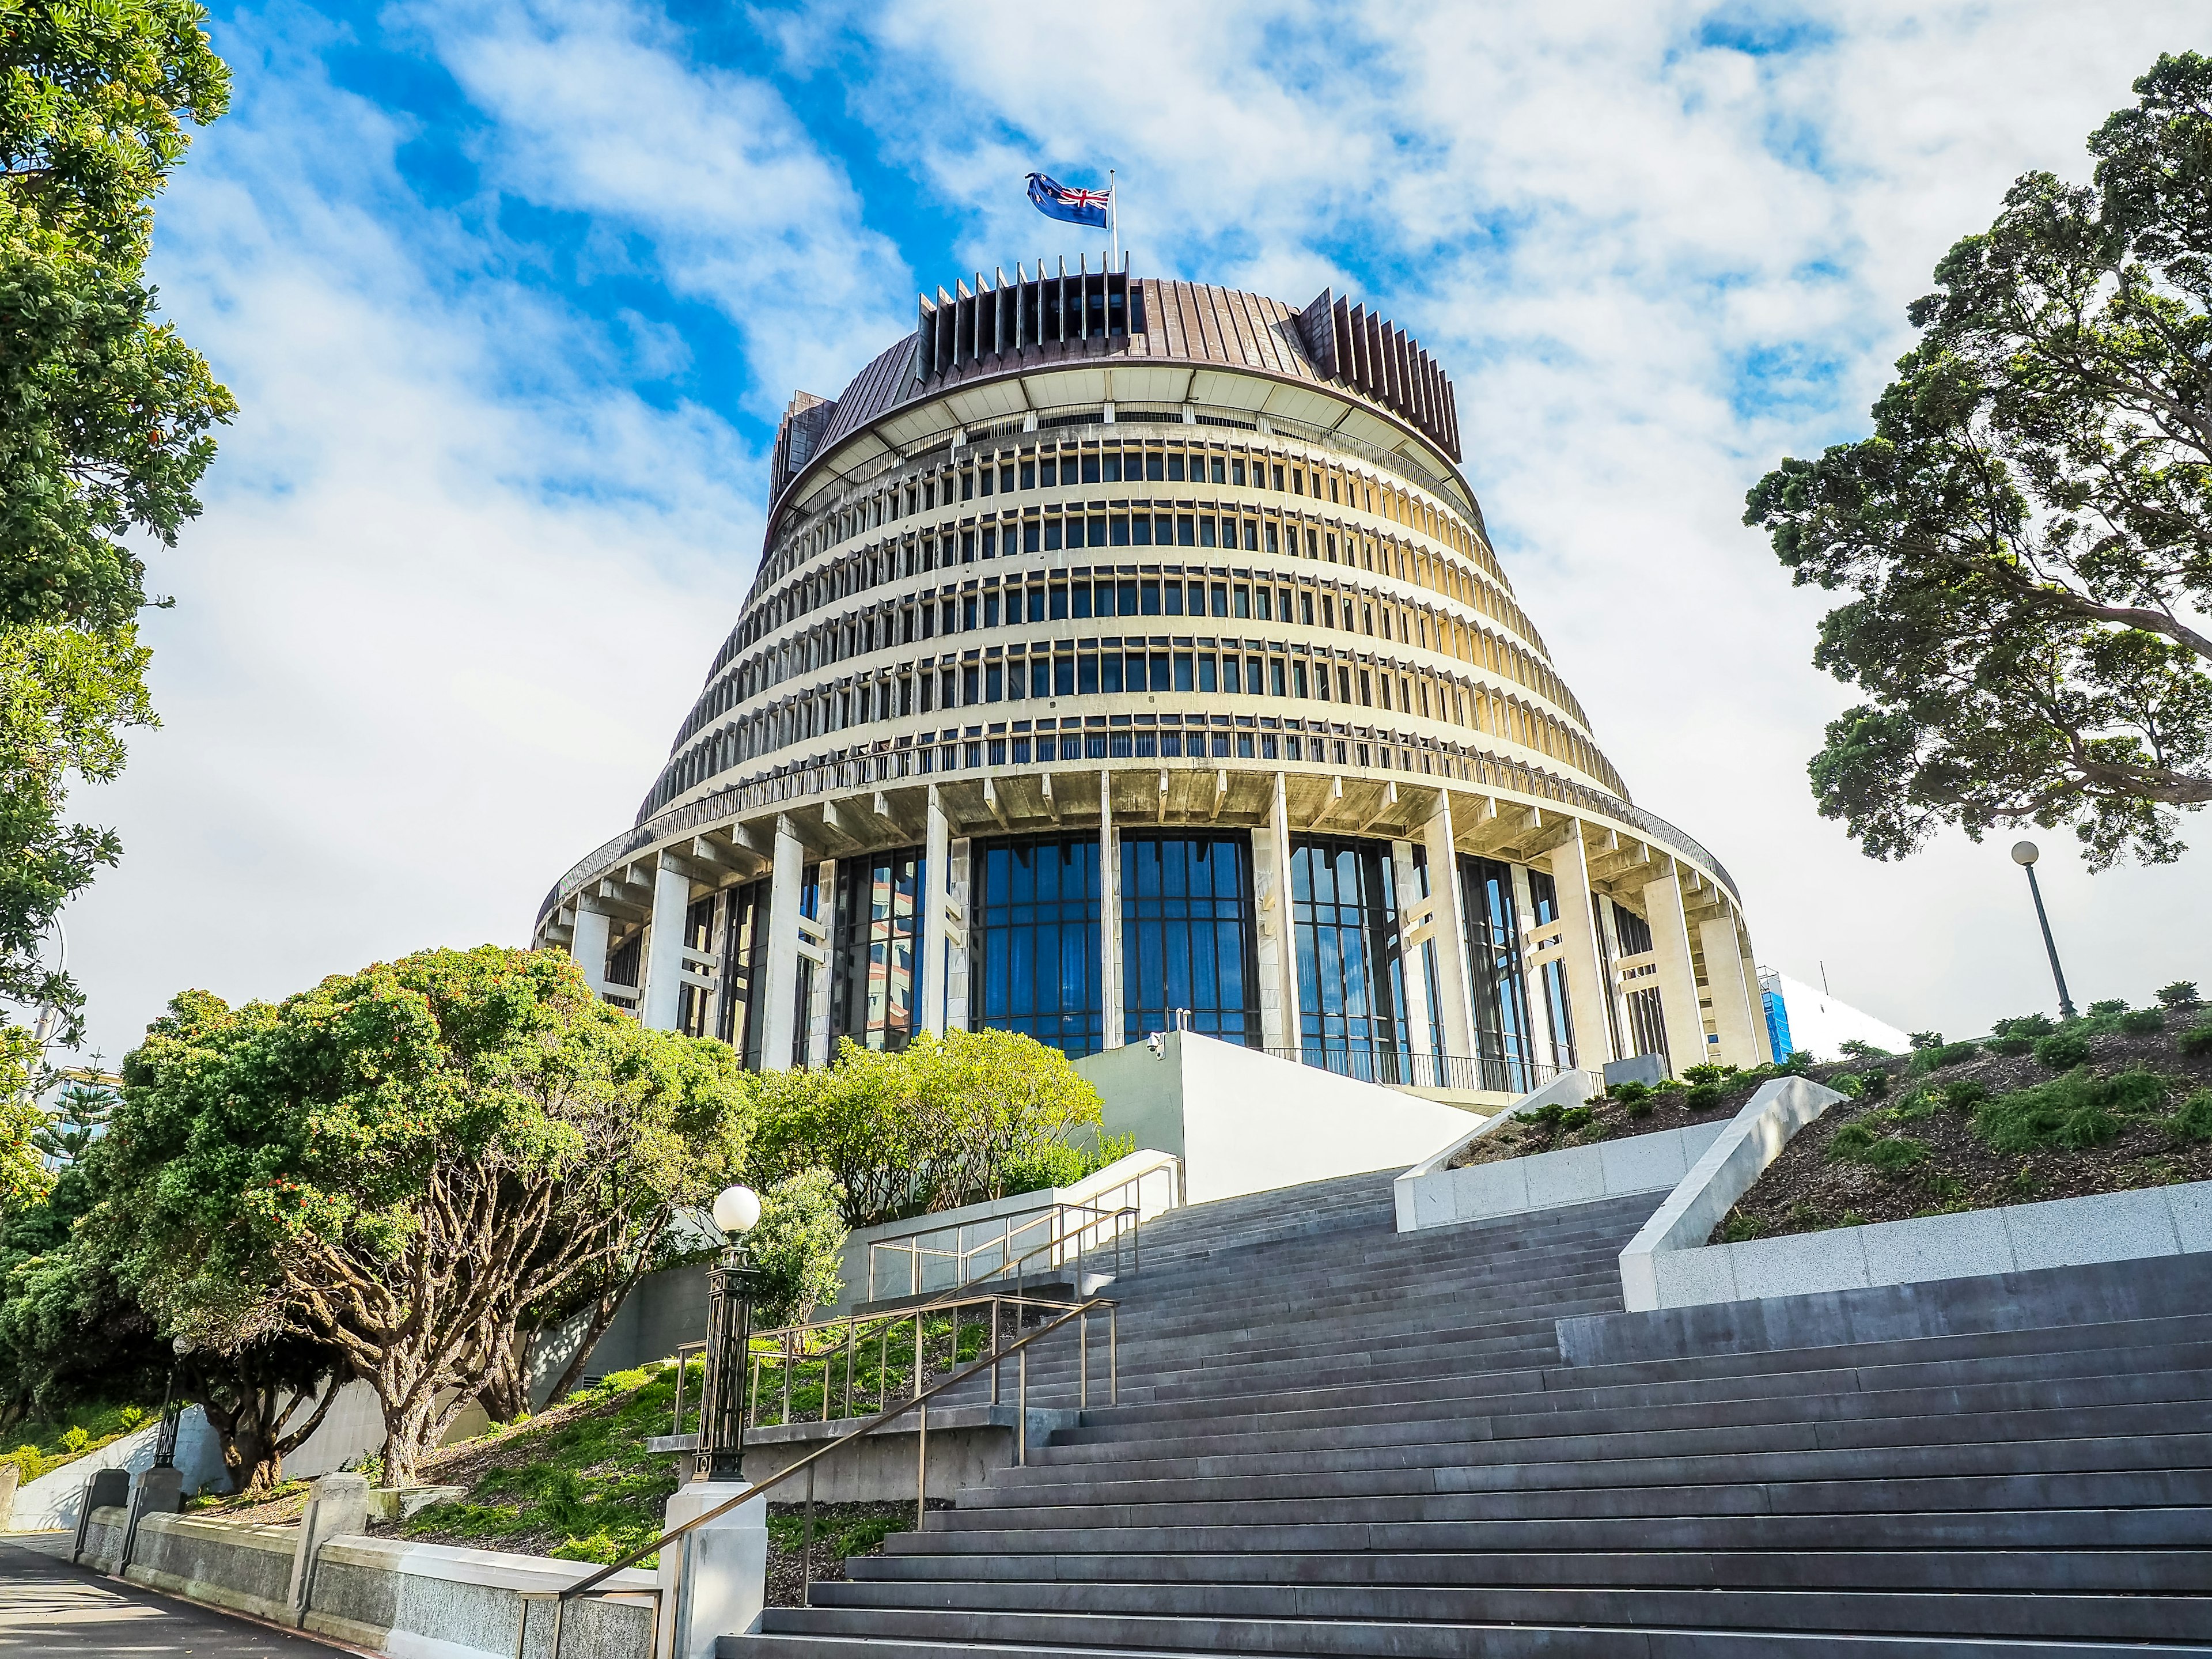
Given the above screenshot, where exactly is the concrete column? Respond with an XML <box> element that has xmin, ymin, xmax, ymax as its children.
<box><xmin>640</xmin><ymin>859</ymin><xmax>694</xmax><ymax>1031</ymax></box>
<box><xmin>1268</xmin><ymin>771</ymin><xmax>1302</xmax><ymax>1054</ymax></box>
<box><xmin>658</xmin><ymin>1484</ymin><xmax>766</xmax><ymax>1659</ymax></box>
<box><xmin>1252</xmin><ymin>778</ymin><xmax>1289</xmax><ymax>1051</ymax></box>
<box><xmin>1390</xmin><ymin>839</ymin><xmax>1434</xmax><ymax>1065</ymax></box>
<box><xmin>1699</xmin><ymin>910</ymin><xmax>1765</xmax><ymax>1070</ymax></box>
<box><xmin>1643</xmin><ymin>863</ymin><xmax>1710</xmax><ymax>1074</ymax></box>
<box><xmin>285</xmin><ymin>1472</ymin><xmax>366</xmax><ymax>1622</ymax></box>
<box><xmin>760</xmin><ymin>816</ymin><xmax>804</xmax><ymax>1071</ymax></box>
<box><xmin>921</xmin><ymin>785</ymin><xmax>950</xmax><ymax>1033</ymax></box>
<box><xmin>1099</xmin><ymin>769</ymin><xmax>1122</xmax><ymax>1049</ymax></box>
<box><xmin>946</xmin><ymin>836</ymin><xmax>972</xmax><ymax>1031</ymax></box>
<box><xmin>1421</xmin><ymin>798</ymin><xmax>1476</xmax><ymax>1062</ymax></box>
<box><xmin>1547</xmin><ymin>827</ymin><xmax>1615</xmax><ymax>1070</ymax></box>
<box><xmin>807</xmin><ymin>858</ymin><xmax>837</xmax><ymax>1067</ymax></box>
<box><xmin>569</xmin><ymin>904</ymin><xmax>612</xmax><ymax>986</ymax></box>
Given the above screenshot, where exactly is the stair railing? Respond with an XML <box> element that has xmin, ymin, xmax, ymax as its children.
<box><xmin>562</xmin><ymin>1292</ymin><xmax>1116</xmax><ymax>1655</ymax></box>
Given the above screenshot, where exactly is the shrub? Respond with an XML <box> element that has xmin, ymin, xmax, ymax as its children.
<box><xmin>2032</xmin><ymin>1030</ymin><xmax>2092</xmax><ymax>1071</ymax></box>
<box><xmin>1856</xmin><ymin>1068</ymin><xmax>1891</xmax><ymax>1101</ymax></box>
<box><xmin>60</xmin><ymin>1427</ymin><xmax>88</xmax><ymax>1455</ymax></box>
<box><xmin>2181</xmin><ymin>1019</ymin><xmax>2212</xmax><ymax>1058</ymax></box>
<box><xmin>1940</xmin><ymin>1080</ymin><xmax>1989</xmax><ymax>1112</ymax></box>
<box><xmin>1780</xmin><ymin>1050</ymin><xmax>1815</xmax><ymax>1074</ymax></box>
<box><xmin>747</xmin><ymin>1168</ymin><xmax>850</xmax><ymax>1328</ymax></box>
<box><xmin>2118</xmin><ymin>1008</ymin><xmax>2165</xmax><ymax>1036</ymax></box>
<box><xmin>1908</xmin><ymin>1031</ymin><xmax>1943</xmax><ymax>1051</ymax></box>
<box><xmin>1681</xmin><ymin>1063</ymin><xmax>1727</xmax><ymax>1085</ymax></box>
<box><xmin>1827</xmin><ymin>1118</ymin><xmax>1928</xmax><ymax>1172</ymax></box>
<box><xmin>1911</xmin><ymin>1040</ymin><xmax>1979</xmax><ymax>1074</ymax></box>
<box><xmin>1836</xmin><ymin>1039</ymin><xmax>1892</xmax><ymax>1063</ymax></box>
<box><xmin>2088</xmin><ymin>998</ymin><xmax>2130</xmax><ymax>1019</ymax></box>
<box><xmin>1830</xmin><ymin>1073</ymin><xmax>1863</xmax><ymax>1098</ymax></box>
<box><xmin>1992</xmin><ymin>1013</ymin><xmax>2057</xmax><ymax>1040</ymax></box>
<box><xmin>2155</xmin><ymin>982</ymin><xmax>2199</xmax><ymax>1013</ymax></box>
<box><xmin>1622</xmin><ymin>1096</ymin><xmax>1653</xmax><ymax>1120</ymax></box>
<box><xmin>1988</xmin><ymin>1036</ymin><xmax>2034</xmax><ymax>1056</ymax></box>
<box><xmin>1607</xmin><ymin>1081</ymin><xmax>1650</xmax><ymax>1106</ymax></box>
<box><xmin>1557</xmin><ymin>1106</ymin><xmax>1595</xmax><ymax>1132</ymax></box>
<box><xmin>1682</xmin><ymin>1082</ymin><xmax>1724</xmax><ymax>1111</ymax></box>
<box><xmin>1973</xmin><ymin>1067</ymin><xmax>2168</xmax><ymax>1154</ymax></box>
<box><xmin>2172</xmin><ymin>1090</ymin><xmax>2212</xmax><ymax>1143</ymax></box>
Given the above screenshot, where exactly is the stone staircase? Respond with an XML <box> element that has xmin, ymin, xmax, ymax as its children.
<box><xmin>728</xmin><ymin>1171</ymin><xmax>2212</xmax><ymax>1656</ymax></box>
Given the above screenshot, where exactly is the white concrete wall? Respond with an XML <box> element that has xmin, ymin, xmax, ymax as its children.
<box><xmin>1771</xmin><ymin>970</ymin><xmax>1912</xmax><ymax>1062</ymax></box>
<box><xmin>1400</xmin><ymin>1119</ymin><xmax>1731</xmax><ymax>1233</ymax></box>
<box><xmin>1616</xmin><ymin>1074</ymin><xmax>1851</xmax><ymax>1312</ymax></box>
<box><xmin>9</xmin><ymin>1410</ymin><xmax>226</xmax><ymax>1531</ymax></box>
<box><xmin>1641</xmin><ymin>1178</ymin><xmax>2212</xmax><ymax>1310</ymax></box>
<box><xmin>1081</xmin><ymin>1032</ymin><xmax>1478</xmax><ymax>1207</ymax></box>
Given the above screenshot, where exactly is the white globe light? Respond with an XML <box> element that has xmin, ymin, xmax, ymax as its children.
<box><xmin>712</xmin><ymin>1185</ymin><xmax>761</xmax><ymax>1234</ymax></box>
<box><xmin>2011</xmin><ymin>840</ymin><xmax>2040</xmax><ymax>866</ymax></box>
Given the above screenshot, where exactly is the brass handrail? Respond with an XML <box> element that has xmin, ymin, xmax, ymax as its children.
<box><xmin>565</xmin><ymin>1293</ymin><xmax>1115</xmax><ymax>1604</ymax></box>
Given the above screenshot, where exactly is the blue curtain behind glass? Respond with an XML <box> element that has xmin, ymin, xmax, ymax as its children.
<box><xmin>1120</xmin><ymin>834</ymin><xmax>1257</xmax><ymax>1047</ymax></box>
<box><xmin>974</xmin><ymin>836</ymin><xmax>1104</xmax><ymax>1056</ymax></box>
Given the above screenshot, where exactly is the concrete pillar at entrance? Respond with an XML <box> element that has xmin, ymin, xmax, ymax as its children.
<box><xmin>1252</xmin><ymin>779</ymin><xmax>1290</xmax><ymax>1051</ymax></box>
<box><xmin>921</xmin><ymin>785</ymin><xmax>950</xmax><ymax>1033</ymax></box>
<box><xmin>1643</xmin><ymin>865</ymin><xmax>1710</xmax><ymax>1074</ymax></box>
<box><xmin>1390</xmin><ymin>840</ymin><xmax>1435</xmax><ymax>1066</ymax></box>
<box><xmin>945</xmin><ymin>836</ymin><xmax>972</xmax><ymax>1029</ymax></box>
<box><xmin>1547</xmin><ymin>828</ymin><xmax>1615</xmax><ymax>1070</ymax></box>
<box><xmin>1099</xmin><ymin>769</ymin><xmax>1122</xmax><ymax>1049</ymax></box>
<box><xmin>1700</xmin><ymin>912</ymin><xmax>1765</xmax><ymax>1070</ymax></box>
<box><xmin>760</xmin><ymin>816</ymin><xmax>804</xmax><ymax>1070</ymax></box>
<box><xmin>640</xmin><ymin>858</ymin><xmax>694</xmax><ymax>1031</ymax></box>
<box><xmin>1421</xmin><ymin>799</ymin><xmax>1477</xmax><ymax>1063</ymax></box>
<box><xmin>569</xmin><ymin>904</ymin><xmax>612</xmax><ymax>985</ymax></box>
<box><xmin>1268</xmin><ymin>772</ymin><xmax>1301</xmax><ymax>1054</ymax></box>
<box><xmin>658</xmin><ymin>1484</ymin><xmax>766</xmax><ymax>1659</ymax></box>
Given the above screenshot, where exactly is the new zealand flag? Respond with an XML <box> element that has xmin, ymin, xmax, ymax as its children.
<box><xmin>1027</xmin><ymin>172</ymin><xmax>1111</xmax><ymax>228</ymax></box>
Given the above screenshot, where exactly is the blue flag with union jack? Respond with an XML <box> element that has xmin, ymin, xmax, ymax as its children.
<box><xmin>1027</xmin><ymin>172</ymin><xmax>1111</xmax><ymax>229</ymax></box>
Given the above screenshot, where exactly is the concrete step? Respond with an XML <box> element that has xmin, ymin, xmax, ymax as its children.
<box><xmin>734</xmin><ymin>1604</ymin><xmax>2212</xmax><ymax>1658</ymax></box>
<box><xmin>849</xmin><ymin>1545</ymin><xmax>2212</xmax><ymax>1596</ymax></box>
<box><xmin>803</xmin><ymin>1575</ymin><xmax>2212</xmax><ymax>1643</ymax></box>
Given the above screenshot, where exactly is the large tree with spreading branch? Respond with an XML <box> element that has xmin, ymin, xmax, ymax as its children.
<box><xmin>1745</xmin><ymin>52</ymin><xmax>2212</xmax><ymax>868</ymax></box>
<box><xmin>105</xmin><ymin>947</ymin><xmax>751</xmax><ymax>1486</ymax></box>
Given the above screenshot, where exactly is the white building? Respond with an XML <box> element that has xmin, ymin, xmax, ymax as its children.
<box><xmin>534</xmin><ymin>262</ymin><xmax>1764</xmax><ymax>1105</ymax></box>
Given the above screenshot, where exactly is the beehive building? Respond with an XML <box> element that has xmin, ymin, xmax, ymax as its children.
<box><xmin>532</xmin><ymin>261</ymin><xmax>1767</xmax><ymax>1101</ymax></box>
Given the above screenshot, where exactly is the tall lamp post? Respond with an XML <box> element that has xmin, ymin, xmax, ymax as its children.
<box><xmin>695</xmin><ymin>1184</ymin><xmax>762</xmax><ymax>1484</ymax></box>
<box><xmin>2011</xmin><ymin>841</ymin><xmax>2077</xmax><ymax>1021</ymax></box>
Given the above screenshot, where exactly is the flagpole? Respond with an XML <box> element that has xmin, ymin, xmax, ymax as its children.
<box><xmin>1109</xmin><ymin>168</ymin><xmax>1118</xmax><ymax>268</ymax></box>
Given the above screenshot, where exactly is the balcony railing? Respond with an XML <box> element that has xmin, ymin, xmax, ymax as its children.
<box><xmin>1262</xmin><ymin>1044</ymin><xmax>1559</xmax><ymax>1096</ymax></box>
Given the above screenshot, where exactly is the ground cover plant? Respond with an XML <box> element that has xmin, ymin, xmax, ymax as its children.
<box><xmin>1448</xmin><ymin>1056</ymin><xmax>1819</xmax><ymax>1170</ymax></box>
<box><xmin>0</xmin><ymin>1399</ymin><xmax>152</xmax><ymax>1486</ymax></box>
<box><xmin>1713</xmin><ymin>994</ymin><xmax>2212</xmax><ymax>1243</ymax></box>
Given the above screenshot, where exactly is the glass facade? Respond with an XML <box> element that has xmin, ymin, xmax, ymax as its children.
<box><xmin>718</xmin><ymin>878</ymin><xmax>770</xmax><ymax>1066</ymax></box>
<box><xmin>1610</xmin><ymin>902</ymin><xmax>1669</xmax><ymax>1067</ymax></box>
<box><xmin>1119</xmin><ymin>834</ymin><xmax>1259</xmax><ymax>1047</ymax></box>
<box><xmin>974</xmin><ymin>835</ymin><xmax>1105</xmax><ymax>1056</ymax></box>
<box><xmin>830</xmin><ymin>848</ymin><xmax>925</xmax><ymax>1052</ymax></box>
<box><xmin>675</xmin><ymin>895</ymin><xmax>715</xmax><ymax>1038</ymax></box>
<box><xmin>1290</xmin><ymin>836</ymin><xmax>1410</xmax><ymax>1081</ymax></box>
<box><xmin>1459</xmin><ymin>855</ymin><xmax>1535</xmax><ymax>1094</ymax></box>
<box><xmin>1526</xmin><ymin>869</ymin><xmax>1576</xmax><ymax>1069</ymax></box>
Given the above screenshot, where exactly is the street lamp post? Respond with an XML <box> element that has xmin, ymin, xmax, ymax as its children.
<box><xmin>2011</xmin><ymin>841</ymin><xmax>2076</xmax><ymax>1021</ymax></box>
<box><xmin>695</xmin><ymin>1185</ymin><xmax>763</xmax><ymax>1484</ymax></box>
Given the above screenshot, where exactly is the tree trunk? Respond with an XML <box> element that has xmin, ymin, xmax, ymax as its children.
<box><xmin>476</xmin><ymin>1335</ymin><xmax>530</xmax><ymax>1425</ymax></box>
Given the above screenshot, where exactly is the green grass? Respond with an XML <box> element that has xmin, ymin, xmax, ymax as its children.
<box><xmin>1</xmin><ymin>1400</ymin><xmax>157</xmax><ymax>1486</ymax></box>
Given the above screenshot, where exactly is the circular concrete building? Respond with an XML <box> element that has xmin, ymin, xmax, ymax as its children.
<box><xmin>533</xmin><ymin>262</ymin><xmax>1766</xmax><ymax>1105</ymax></box>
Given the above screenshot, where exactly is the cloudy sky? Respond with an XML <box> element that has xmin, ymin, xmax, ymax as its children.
<box><xmin>50</xmin><ymin>0</ymin><xmax>2212</xmax><ymax>1064</ymax></box>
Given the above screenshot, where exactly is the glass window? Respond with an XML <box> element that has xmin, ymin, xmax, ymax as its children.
<box><xmin>1197</xmin><ymin>654</ymin><xmax>1217</xmax><ymax>692</ymax></box>
<box><xmin>1459</xmin><ymin>855</ymin><xmax>1535</xmax><ymax>1093</ymax></box>
<box><xmin>1039</xmin><ymin>456</ymin><xmax>1057</xmax><ymax>487</ymax></box>
<box><xmin>1021</xmin><ymin>461</ymin><xmax>1036</xmax><ymax>490</ymax></box>
<box><xmin>1102</xmin><ymin>452</ymin><xmax>1122</xmax><ymax>483</ymax></box>
<box><xmin>1072</xmin><ymin>582</ymin><xmax>1092</xmax><ymax>619</ymax></box>
<box><xmin>719</xmin><ymin>879</ymin><xmax>770</xmax><ymax>1065</ymax></box>
<box><xmin>830</xmin><ymin>849</ymin><xmax>925</xmax><ymax>1052</ymax></box>
<box><xmin>1078</xmin><ymin>654</ymin><xmax>1099</xmax><ymax>694</ymax></box>
<box><xmin>1082</xmin><ymin>454</ymin><xmax>1101</xmax><ymax>484</ymax></box>
<box><xmin>1167</xmin><ymin>452</ymin><xmax>1185</xmax><ymax>482</ymax></box>
<box><xmin>1121</xmin><ymin>835</ymin><xmax>1257</xmax><ymax>1047</ymax></box>
<box><xmin>1291</xmin><ymin>838</ymin><xmax>1410</xmax><ymax>1082</ymax></box>
<box><xmin>1527</xmin><ymin>869</ymin><xmax>1576</xmax><ymax>1069</ymax></box>
<box><xmin>975</xmin><ymin>836</ymin><xmax>1104</xmax><ymax>1056</ymax></box>
<box><xmin>1145</xmin><ymin>451</ymin><xmax>1164</xmax><ymax>482</ymax></box>
<box><xmin>1174</xmin><ymin>653</ymin><xmax>1194</xmax><ymax>691</ymax></box>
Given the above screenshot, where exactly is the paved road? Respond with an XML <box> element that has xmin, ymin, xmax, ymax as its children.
<box><xmin>0</xmin><ymin>1533</ymin><xmax>347</xmax><ymax>1655</ymax></box>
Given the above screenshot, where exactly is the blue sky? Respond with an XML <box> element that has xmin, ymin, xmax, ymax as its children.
<box><xmin>51</xmin><ymin>0</ymin><xmax>2212</xmax><ymax>1062</ymax></box>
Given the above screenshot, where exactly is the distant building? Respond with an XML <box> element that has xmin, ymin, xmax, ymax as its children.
<box><xmin>535</xmin><ymin>262</ymin><xmax>1765</xmax><ymax>1104</ymax></box>
<box><xmin>1759</xmin><ymin>968</ymin><xmax>1911</xmax><ymax>1063</ymax></box>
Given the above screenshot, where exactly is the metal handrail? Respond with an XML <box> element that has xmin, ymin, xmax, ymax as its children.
<box><xmin>565</xmin><ymin>1294</ymin><xmax>1116</xmax><ymax>1611</ymax></box>
<box><xmin>866</xmin><ymin>1196</ymin><xmax>1134</xmax><ymax>1302</ymax></box>
<box><xmin>1264</xmin><ymin>1043</ymin><xmax>1560</xmax><ymax>1095</ymax></box>
<box><xmin>512</xmin><ymin>1585</ymin><xmax>660</xmax><ymax>1659</ymax></box>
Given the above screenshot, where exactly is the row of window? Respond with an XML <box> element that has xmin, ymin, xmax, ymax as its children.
<box><xmin>751</xmin><ymin>429</ymin><xmax>1505</xmax><ymax>608</ymax></box>
<box><xmin>641</xmin><ymin>831</ymin><xmax>1635</xmax><ymax>1093</ymax></box>
<box><xmin>676</xmin><ymin>560</ymin><xmax>1597</xmax><ymax>789</ymax></box>
<box><xmin>729</xmin><ymin>491</ymin><xmax>1548</xmax><ymax>703</ymax></box>
<box><xmin>648</xmin><ymin>631</ymin><xmax>1609</xmax><ymax>814</ymax></box>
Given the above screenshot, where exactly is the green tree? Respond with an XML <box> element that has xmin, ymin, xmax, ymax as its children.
<box><xmin>1745</xmin><ymin>52</ymin><xmax>2212</xmax><ymax>868</ymax></box>
<box><xmin>745</xmin><ymin>1167</ymin><xmax>849</xmax><ymax>1328</ymax></box>
<box><xmin>31</xmin><ymin>1077</ymin><xmax>111</xmax><ymax>1165</ymax></box>
<box><xmin>106</xmin><ymin>947</ymin><xmax>752</xmax><ymax>1487</ymax></box>
<box><xmin>0</xmin><ymin>0</ymin><xmax>232</xmax><ymax>1045</ymax></box>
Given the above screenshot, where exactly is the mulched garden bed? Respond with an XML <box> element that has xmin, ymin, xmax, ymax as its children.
<box><xmin>1711</xmin><ymin>1028</ymin><xmax>2212</xmax><ymax>1244</ymax></box>
<box><xmin>1448</xmin><ymin>1065</ymin><xmax>1854</xmax><ymax>1171</ymax></box>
